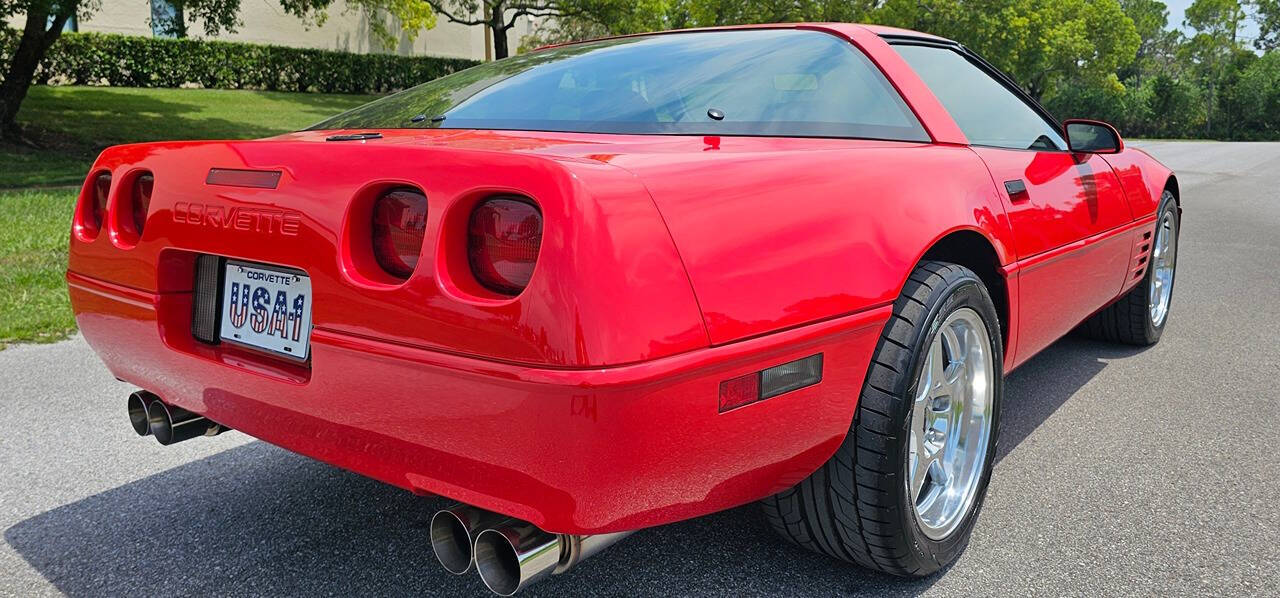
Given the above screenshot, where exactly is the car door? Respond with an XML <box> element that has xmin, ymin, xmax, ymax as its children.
<box><xmin>893</xmin><ymin>43</ymin><xmax>1134</xmax><ymax>366</ymax></box>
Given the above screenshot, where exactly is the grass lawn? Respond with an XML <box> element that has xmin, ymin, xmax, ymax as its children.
<box><xmin>0</xmin><ymin>85</ymin><xmax>379</xmax><ymax>345</ymax></box>
<box><xmin>0</xmin><ymin>189</ymin><xmax>77</xmax><ymax>346</ymax></box>
<box><xmin>1</xmin><ymin>86</ymin><xmax>378</xmax><ymax>187</ymax></box>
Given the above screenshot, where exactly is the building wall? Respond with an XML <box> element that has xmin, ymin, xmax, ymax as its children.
<box><xmin>6</xmin><ymin>1</ymin><xmax>535</xmax><ymax>60</ymax></box>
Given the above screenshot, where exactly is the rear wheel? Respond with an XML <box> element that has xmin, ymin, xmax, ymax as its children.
<box><xmin>762</xmin><ymin>261</ymin><xmax>1003</xmax><ymax>576</ymax></box>
<box><xmin>1080</xmin><ymin>190</ymin><xmax>1179</xmax><ymax>345</ymax></box>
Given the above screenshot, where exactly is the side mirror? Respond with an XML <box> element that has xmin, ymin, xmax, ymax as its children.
<box><xmin>1064</xmin><ymin>119</ymin><xmax>1123</xmax><ymax>154</ymax></box>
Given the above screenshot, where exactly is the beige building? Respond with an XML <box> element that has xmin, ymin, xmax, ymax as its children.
<box><xmin>6</xmin><ymin>1</ymin><xmax>536</xmax><ymax>61</ymax></box>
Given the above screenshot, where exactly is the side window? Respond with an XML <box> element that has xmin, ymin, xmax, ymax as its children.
<box><xmin>893</xmin><ymin>44</ymin><xmax>1066</xmax><ymax>151</ymax></box>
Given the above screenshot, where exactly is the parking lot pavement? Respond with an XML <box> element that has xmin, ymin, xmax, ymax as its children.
<box><xmin>3</xmin><ymin>140</ymin><xmax>1278</xmax><ymax>597</ymax></box>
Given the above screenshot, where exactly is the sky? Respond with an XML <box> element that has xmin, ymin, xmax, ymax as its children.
<box><xmin>1165</xmin><ymin>0</ymin><xmax>1192</xmax><ymax>29</ymax></box>
<box><xmin>1164</xmin><ymin>0</ymin><xmax>1262</xmax><ymax>43</ymax></box>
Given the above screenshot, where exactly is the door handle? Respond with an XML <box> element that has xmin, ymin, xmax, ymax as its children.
<box><xmin>1004</xmin><ymin>179</ymin><xmax>1029</xmax><ymax>201</ymax></box>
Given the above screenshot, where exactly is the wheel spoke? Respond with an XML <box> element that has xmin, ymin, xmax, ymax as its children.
<box><xmin>940</xmin><ymin>325</ymin><xmax>964</xmax><ymax>382</ymax></box>
<box><xmin>910</xmin><ymin>442</ymin><xmax>942</xmax><ymax>504</ymax></box>
<box><xmin>913</xmin><ymin>341</ymin><xmax>939</xmax><ymax>425</ymax></box>
<box><xmin>928</xmin><ymin>332</ymin><xmax>947</xmax><ymax>388</ymax></box>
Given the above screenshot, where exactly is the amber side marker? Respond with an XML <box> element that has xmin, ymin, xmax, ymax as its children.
<box><xmin>206</xmin><ymin>168</ymin><xmax>282</xmax><ymax>189</ymax></box>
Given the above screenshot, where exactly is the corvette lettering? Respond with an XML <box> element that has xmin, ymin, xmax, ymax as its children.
<box><xmin>173</xmin><ymin>202</ymin><xmax>301</xmax><ymax>236</ymax></box>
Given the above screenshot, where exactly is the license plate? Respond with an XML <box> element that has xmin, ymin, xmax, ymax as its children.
<box><xmin>219</xmin><ymin>261</ymin><xmax>312</xmax><ymax>360</ymax></box>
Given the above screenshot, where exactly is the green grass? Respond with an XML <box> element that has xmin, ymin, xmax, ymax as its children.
<box><xmin>2</xmin><ymin>85</ymin><xmax>378</xmax><ymax>187</ymax></box>
<box><xmin>0</xmin><ymin>189</ymin><xmax>77</xmax><ymax>346</ymax></box>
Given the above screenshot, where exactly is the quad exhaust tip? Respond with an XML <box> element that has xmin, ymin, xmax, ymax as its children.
<box><xmin>430</xmin><ymin>505</ymin><xmax>509</xmax><ymax>575</ymax></box>
<box><xmin>430</xmin><ymin>504</ymin><xmax>634</xmax><ymax>595</ymax></box>
<box><xmin>127</xmin><ymin>391</ymin><xmax>228</xmax><ymax>445</ymax></box>
<box><xmin>474</xmin><ymin>522</ymin><xmax>563</xmax><ymax>596</ymax></box>
<box><xmin>127</xmin><ymin>391</ymin><xmax>155</xmax><ymax>436</ymax></box>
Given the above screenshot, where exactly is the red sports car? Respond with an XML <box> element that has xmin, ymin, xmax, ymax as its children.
<box><xmin>67</xmin><ymin>23</ymin><xmax>1179</xmax><ymax>595</ymax></box>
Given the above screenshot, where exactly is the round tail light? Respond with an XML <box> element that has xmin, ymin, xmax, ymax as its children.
<box><xmin>468</xmin><ymin>197</ymin><xmax>542</xmax><ymax>295</ymax></box>
<box><xmin>131</xmin><ymin>173</ymin><xmax>153</xmax><ymax>236</ymax></box>
<box><xmin>371</xmin><ymin>188</ymin><xmax>428</xmax><ymax>280</ymax></box>
<box><xmin>88</xmin><ymin>172</ymin><xmax>111</xmax><ymax>233</ymax></box>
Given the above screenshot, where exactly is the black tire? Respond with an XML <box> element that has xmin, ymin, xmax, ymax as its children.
<box><xmin>1080</xmin><ymin>190</ymin><xmax>1179</xmax><ymax>346</ymax></box>
<box><xmin>761</xmin><ymin>261</ymin><xmax>1003</xmax><ymax>576</ymax></box>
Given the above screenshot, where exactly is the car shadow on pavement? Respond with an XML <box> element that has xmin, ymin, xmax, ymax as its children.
<box><xmin>3</xmin><ymin>441</ymin><xmax>941</xmax><ymax>597</ymax></box>
<box><xmin>996</xmin><ymin>335</ymin><xmax>1149</xmax><ymax>465</ymax></box>
<box><xmin>4</xmin><ymin>337</ymin><xmax>1145</xmax><ymax>598</ymax></box>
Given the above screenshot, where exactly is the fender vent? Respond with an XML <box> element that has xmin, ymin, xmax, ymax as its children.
<box><xmin>191</xmin><ymin>254</ymin><xmax>224</xmax><ymax>344</ymax></box>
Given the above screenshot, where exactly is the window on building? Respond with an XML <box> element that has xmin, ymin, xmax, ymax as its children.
<box><xmin>150</xmin><ymin>0</ymin><xmax>183</xmax><ymax>38</ymax></box>
<box><xmin>48</xmin><ymin>13</ymin><xmax>77</xmax><ymax>32</ymax></box>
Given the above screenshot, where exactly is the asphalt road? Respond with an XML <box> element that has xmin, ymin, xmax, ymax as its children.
<box><xmin>2</xmin><ymin>141</ymin><xmax>1278</xmax><ymax>597</ymax></box>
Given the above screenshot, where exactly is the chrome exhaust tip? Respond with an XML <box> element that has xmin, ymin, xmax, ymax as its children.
<box><xmin>430</xmin><ymin>505</ymin><xmax>508</xmax><ymax>575</ymax></box>
<box><xmin>474</xmin><ymin>523</ymin><xmax>562</xmax><ymax>596</ymax></box>
<box><xmin>127</xmin><ymin>391</ymin><xmax>156</xmax><ymax>436</ymax></box>
<box><xmin>146</xmin><ymin>400</ymin><xmax>227</xmax><ymax>445</ymax></box>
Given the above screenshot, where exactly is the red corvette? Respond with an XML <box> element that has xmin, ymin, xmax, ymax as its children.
<box><xmin>68</xmin><ymin>23</ymin><xmax>1179</xmax><ymax>594</ymax></box>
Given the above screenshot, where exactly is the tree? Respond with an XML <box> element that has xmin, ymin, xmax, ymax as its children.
<box><xmin>150</xmin><ymin>0</ymin><xmax>242</xmax><ymax>38</ymax></box>
<box><xmin>278</xmin><ymin>0</ymin><xmax>438</xmax><ymax>48</ymax></box>
<box><xmin>1117</xmin><ymin>0</ymin><xmax>1169</xmax><ymax>83</ymax></box>
<box><xmin>0</xmin><ymin>0</ymin><xmax>86</xmax><ymax>141</ymax></box>
<box><xmin>518</xmin><ymin>1</ymin><xmax>665</xmax><ymax>52</ymax></box>
<box><xmin>1226</xmin><ymin>50</ymin><xmax>1280</xmax><ymax>137</ymax></box>
<box><xmin>0</xmin><ymin>0</ymin><xmax>436</xmax><ymax>142</ymax></box>
<box><xmin>1144</xmin><ymin>73</ymin><xmax>1205</xmax><ymax>137</ymax></box>
<box><xmin>421</xmin><ymin>0</ymin><xmax>645</xmax><ymax>59</ymax></box>
<box><xmin>665</xmin><ymin>0</ymin><xmax>872</xmax><ymax>27</ymax></box>
<box><xmin>1253</xmin><ymin>0</ymin><xmax>1280</xmax><ymax>50</ymax></box>
<box><xmin>870</xmin><ymin>0</ymin><xmax>1141</xmax><ymax>100</ymax></box>
<box><xmin>1183</xmin><ymin>0</ymin><xmax>1246</xmax><ymax>134</ymax></box>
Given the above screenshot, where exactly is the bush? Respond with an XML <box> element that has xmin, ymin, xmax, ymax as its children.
<box><xmin>1043</xmin><ymin>74</ymin><xmax>1205</xmax><ymax>139</ymax></box>
<box><xmin>1141</xmin><ymin>75</ymin><xmax>1206</xmax><ymax>139</ymax></box>
<box><xmin>0</xmin><ymin>29</ymin><xmax>478</xmax><ymax>94</ymax></box>
<box><xmin>1223</xmin><ymin>52</ymin><xmax>1280</xmax><ymax>140</ymax></box>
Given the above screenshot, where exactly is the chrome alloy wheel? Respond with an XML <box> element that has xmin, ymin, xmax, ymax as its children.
<box><xmin>1149</xmin><ymin>210</ymin><xmax>1178</xmax><ymax>327</ymax></box>
<box><xmin>906</xmin><ymin>307</ymin><xmax>995</xmax><ymax>541</ymax></box>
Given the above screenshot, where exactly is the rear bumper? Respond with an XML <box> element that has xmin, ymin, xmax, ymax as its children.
<box><xmin>69</xmin><ymin>271</ymin><xmax>889</xmax><ymax>534</ymax></box>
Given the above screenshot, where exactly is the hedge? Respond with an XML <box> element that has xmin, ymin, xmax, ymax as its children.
<box><xmin>0</xmin><ymin>29</ymin><xmax>479</xmax><ymax>94</ymax></box>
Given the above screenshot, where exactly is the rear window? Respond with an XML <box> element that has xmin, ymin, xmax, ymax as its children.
<box><xmin>310</xmin><ymin>30</ymin><xmax>930</xmax><ymax>141</ymax></box>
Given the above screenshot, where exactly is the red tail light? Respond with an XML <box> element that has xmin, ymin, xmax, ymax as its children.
<box><xmin>131</xmin><ymin>173</ymin><xmax>153</xmax><ymax>236</ymax></box>
<box><xmin>468</xmin><ymin>197</ymin><xmax>543</xmax><ymax>295</ymax></box>
<box><xmin>89</xmin><ymin>173</ymin><xmax>111</xmax><ymax>232</ymax></box>
<box><xmin>371</xmin><ymin>188</ymin><xmax>428</xmax><ymax>280</ymax></box>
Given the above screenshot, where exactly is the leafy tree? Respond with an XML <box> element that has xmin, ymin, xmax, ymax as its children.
<box><xmin>149</xmin><ymin>0</ymin><xmax>241</xmax><ymax>37</ymax></box>
<box><xmin>1182</xmin><ymin>0</ymin><xmax>1246</xmax><ymax>134</ymax></box>
<box><xmin>870</xmin><ymin>0</ymin><xmax>1141</xmax><ymax>100</ymax></box>
<box><xmin>278</xmin><ymin>0</ymin><xmax>438</xmax><ymax>47</ymax></box>
<box><xmin>518</xmin><ymin>0</ymin><xmax>665</xmax><ymax>51</ymax></box>
<box><xmin>1253</xmin><ymin>0</ymin><xmax>1280</xmax><ymax>50</ymax></box>
<box><xmin>420</xmin><ymin>0</ymin><xmax>647</xmax><ymax>59</ymax></box>
<box><xmin>1117</xmin><ymin>0</ymin><xmax>1169</xmax><ymax>83</ymax></box>
<box><xmin>154</xmin><ymin>0</ymin><xmax>437</xmax><ymax>44</ymax></box>
<box><xmin>0</xmin><ymin>0</ymin><xmax>88</xmax><ymax>140</ymax></box>
<box><xmin>665</xmin><ymin>0</ymin><xmax>871</xmax><ymax>26</ymax></box>
<box><xmin>1143</xmin><ymin>73</ymin><xmax>1205</xmax><ymax>136</ymax></box>
<box><xmin>1224</xmin><ymin>50</ymin><xmax>1280</xmax><ymax>137</ymax></box>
